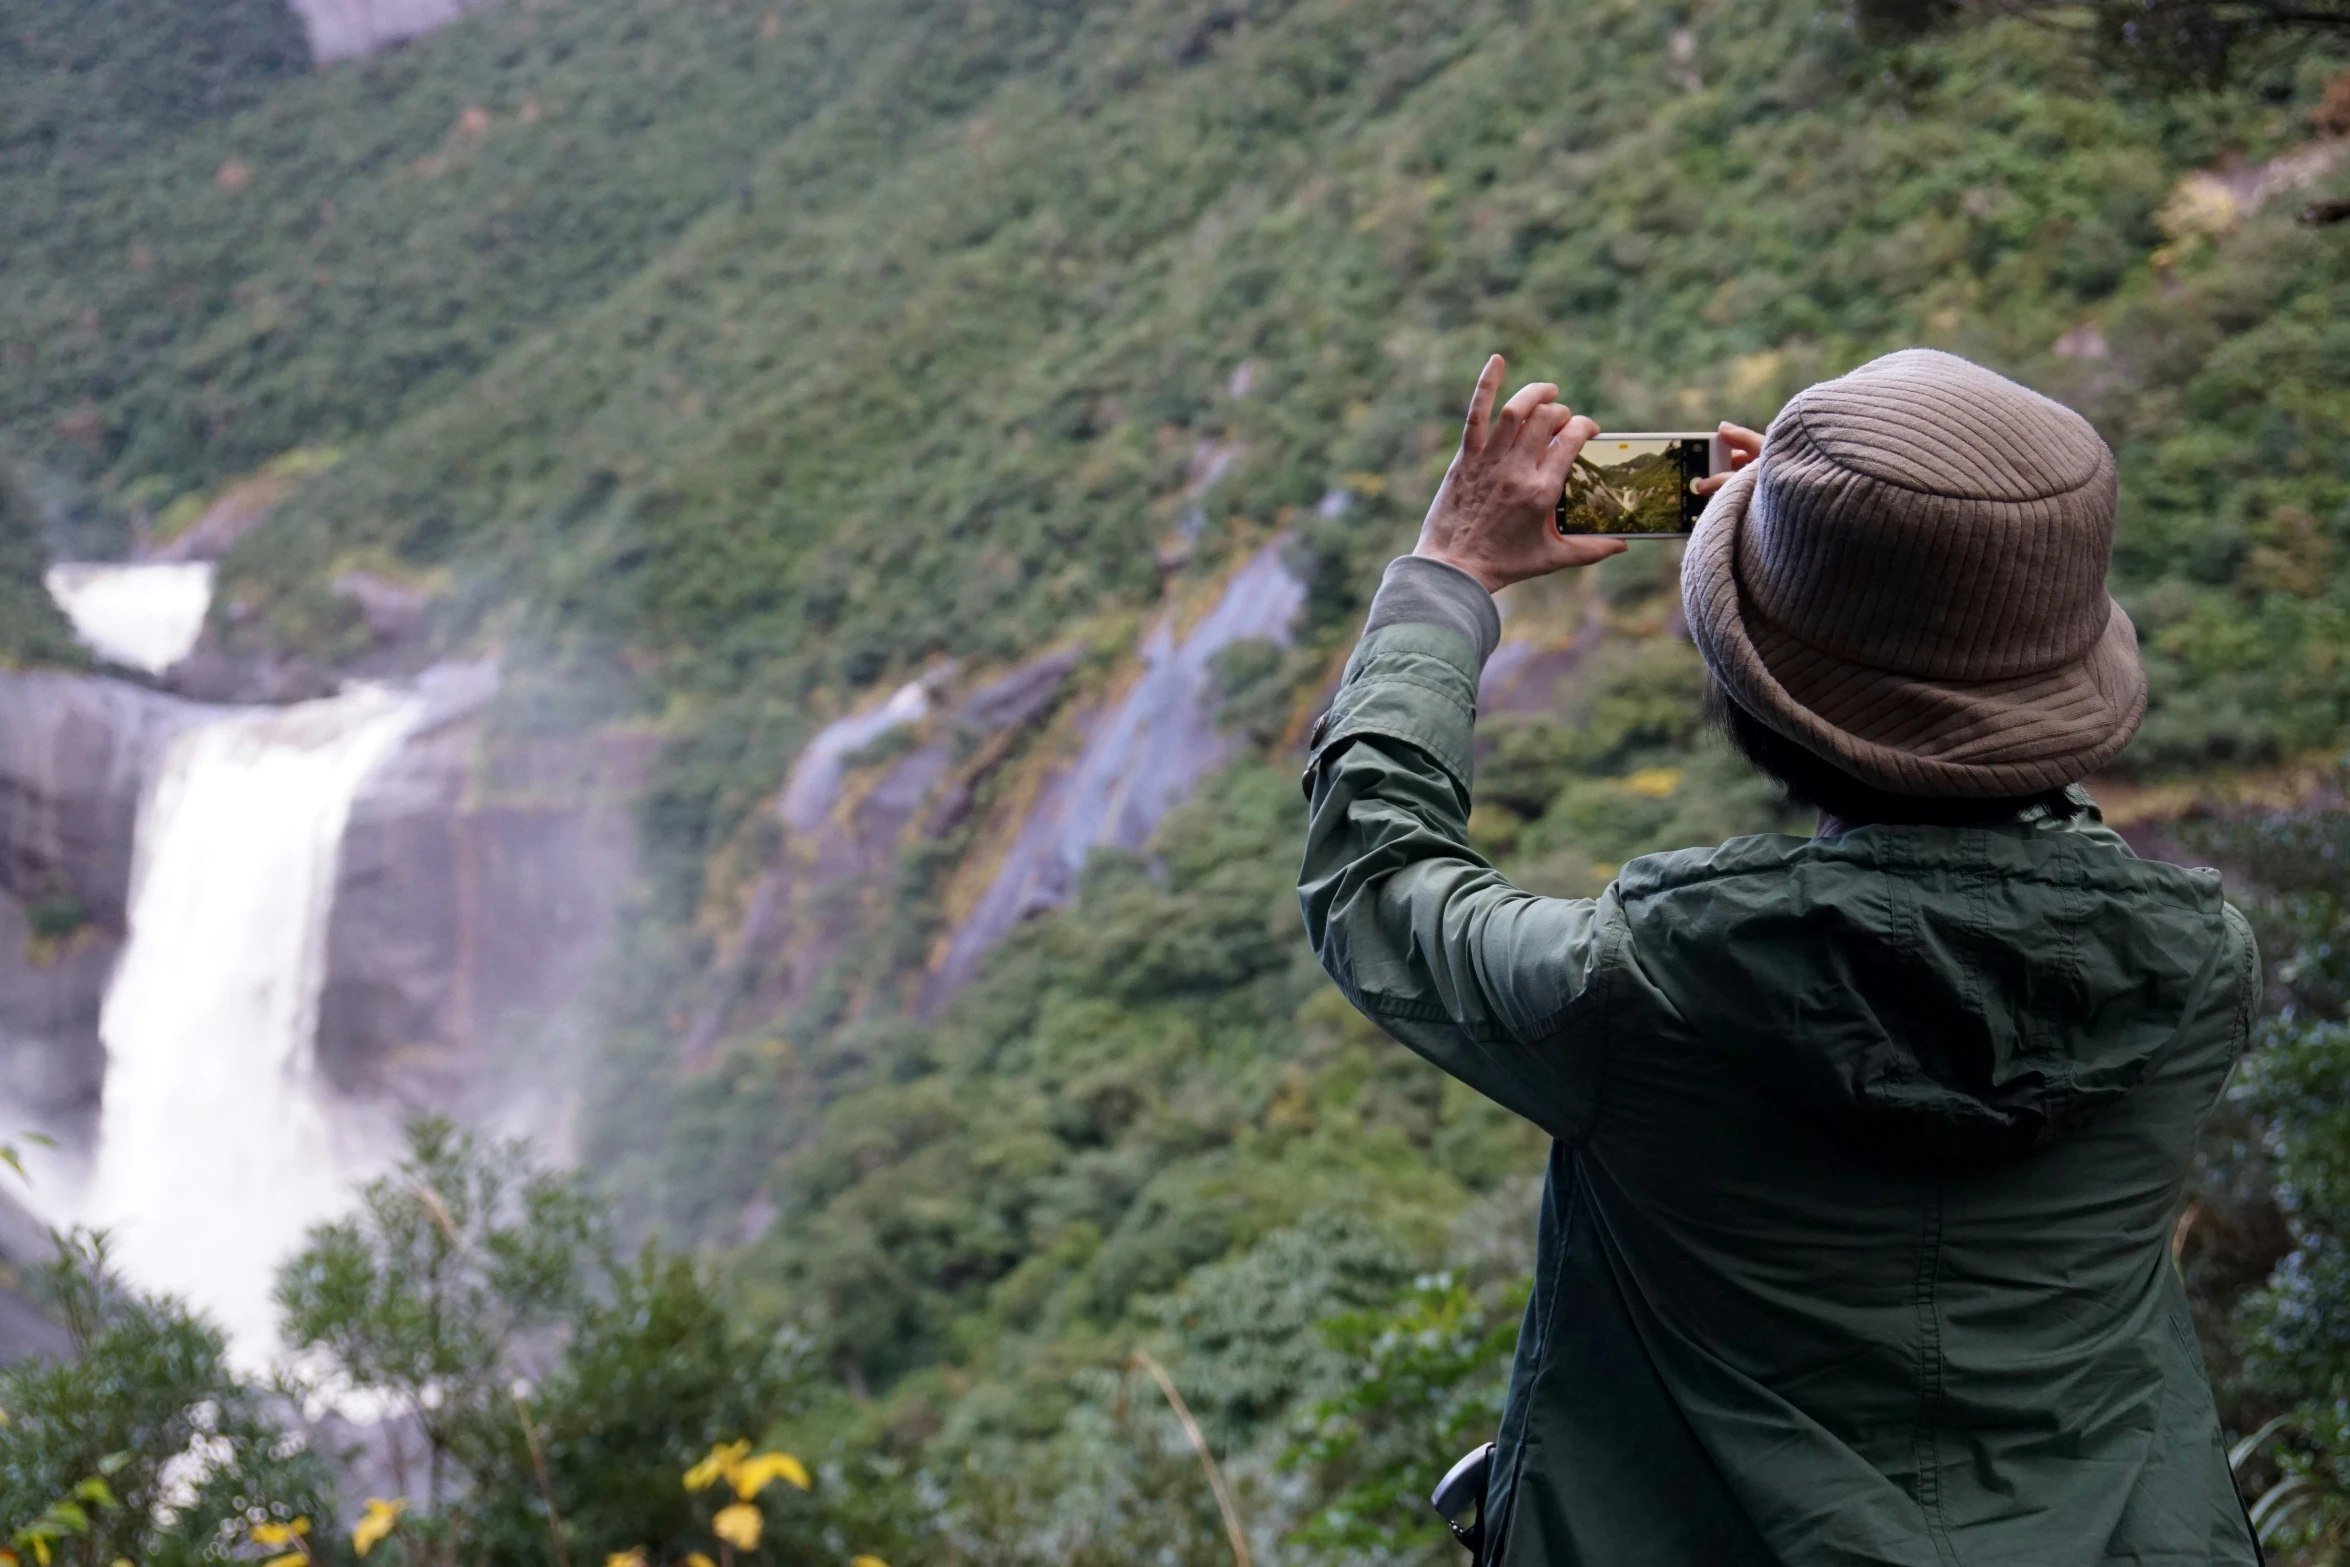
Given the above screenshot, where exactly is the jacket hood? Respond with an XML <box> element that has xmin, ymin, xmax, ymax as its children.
<box><xmin>1615</xmin><ymin>805</ymin><xmax>2234</xmax><ymax>1165</ymax></box>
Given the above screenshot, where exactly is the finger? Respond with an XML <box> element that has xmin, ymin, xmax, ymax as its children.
<box><xmin>1463</xmin><ymin>355</ymin><xmax>1506</xmax><ymax>455</ymax></box>
<box><xmin>1546</xmin><ymin>535</ymin><xmax>1629</xmax><ymax>570</ymax></box>
<box><xmin>1493</xmin><ymin>381</ymin><xmax>1559</xmax><ymax>449</ymax></box>
<box><xmin>1538</xmin><ymin>411</ymin><xmax>1601</xmax><ymax>492</ymax></box>
<box><xmin>1691</xmin><ymin>451</ymin><xmax>1748</xmax><ymax>493</ymax></box>
<box><xmin>1719</xmin><ymin>421</ymin><xmax>1765</xmax><ymax>464</ymax></box>
<box><xmin>1523</xmin><ymin>401</ymin><xmax>1575</xmax><ymax>453</ymax></box>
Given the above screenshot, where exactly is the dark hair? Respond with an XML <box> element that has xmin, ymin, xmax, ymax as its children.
<box><xmin>1704</xmin><ymin>680</ymin><xmax>2073</xmax><ymax>828</ymax></box>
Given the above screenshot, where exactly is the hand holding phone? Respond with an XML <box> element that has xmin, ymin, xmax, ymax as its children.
<box><xmin>1413</xmin><ymin>355</ymin><xmax>1627</xmax><ymax>592</ymax></box>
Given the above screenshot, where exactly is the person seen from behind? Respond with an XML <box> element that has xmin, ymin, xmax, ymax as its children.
<box><xmin>1298</xmin><ymin>348</ymin><xmax>2260</xmax><ymax>1564</ymax></box>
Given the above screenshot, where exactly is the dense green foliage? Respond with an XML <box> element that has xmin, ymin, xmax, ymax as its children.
<box><xmin>2167</xmin><ymin>802</ymin><xmax>2350</xmax><ymax>1555</ymax></box>
<box><xmin>464</xmin><ymin>1246</ymin><xmax>811</xmax><ymax>1563</ymax></box>
<box><xmin>0</xmin><ymin>466</ymin><xmax>84</xmax><ymax>668</ymax></box>
<box><xmin>0</xmin><ymin>1231</ymin><xmax>334</xmax><ymax>1567</ymax></box>
<box><xmin>1857</xmin><ymin>0</ymin><xmax>2350</xmax><ymax>88</ymax></box>
<box><xmin>10</xmin><ymin>0</ymin><xmax>2350</xmax><ymax>1557</ymax></box>
<box><xmin>0</xmin><ymin>0</ymin><xmax>309</xmax><ymax>173</ymax></box>
<box><xmin>1286</xmin><ymin>1268</ymin><xmax>1526</xmax><ymax>1558</ymax></box>
<box><xmin>2087</xmin><ymin>215</ymin><xmax>2350</xmax><ymax>769</ymax></box>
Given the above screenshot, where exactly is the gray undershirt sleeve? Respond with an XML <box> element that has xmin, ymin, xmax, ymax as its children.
<box><xmin>1361</xmin><ymin>555</ymin><xmax>1502</xmax><ymax>669</ymax></box>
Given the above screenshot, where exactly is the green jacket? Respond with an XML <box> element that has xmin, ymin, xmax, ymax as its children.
<box><xmin>1298</xmin><ymin>558</ymin><xmax>2262</xmax><ymax>1566</ymax></box>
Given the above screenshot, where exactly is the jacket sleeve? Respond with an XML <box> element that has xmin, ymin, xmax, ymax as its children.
<box><xmin>1297</xmin><ymin>556</ymin><xmax>1618</xmax><ymax>1143</ymax></box>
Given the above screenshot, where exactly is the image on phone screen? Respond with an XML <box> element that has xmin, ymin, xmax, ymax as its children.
<box><xmin>1555</xmin><ymin>434</ymin><xmax>1718</xmax><ymax>538</ymax></box>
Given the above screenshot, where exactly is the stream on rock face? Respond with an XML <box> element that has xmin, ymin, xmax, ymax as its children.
<box><xmin>28</xmin><ymin>566</ymin><xmax>424</xmax><ymax>1365</ymax></box>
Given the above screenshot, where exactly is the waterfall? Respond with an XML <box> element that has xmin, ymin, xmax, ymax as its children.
<box><xmin>74</xmin><ymin>684</ymin><xmax>422</xmax><ymax>1363</ymax></box>
<box><xmin>44</xmin><ymin>562</ymin><xmax>216</xmax><ymax>674</ymax></box>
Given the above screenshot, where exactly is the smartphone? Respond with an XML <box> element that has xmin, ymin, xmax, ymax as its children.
<box><xmin>1555</xmin><ymin>432</ymin><xmax>1730</xmax><ymax>539</ymax></box>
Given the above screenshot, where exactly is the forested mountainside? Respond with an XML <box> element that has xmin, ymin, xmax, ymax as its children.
<box><xmin>10</xmin><ymin>0</ymin><xmax>2350</xmax><ymax>1558</ymax></box>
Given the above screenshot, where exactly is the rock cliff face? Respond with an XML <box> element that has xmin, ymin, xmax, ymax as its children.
<box><xmin>682</xmin><ymin>651</ymin><xmax>1080</xmax><ymax>1063</ymax></box>
<box><xmin>686</xmin><ymin>542</ymin><xmax>1308</xmax><ymax>1062</ymax></box>
<box><xmin>924</xmin><ymin>541</ymin><xmax>1306</xmax><ymax>1005</ymax></box>
<box><xmin>317</xmin><ymin>667</ymin><xmax>642</xmax><ymax>1110</ymax></box>
<box><xmin>0</xmin><ymin>673</ymin><xmax>203</xmax><ymax>1127</ymax></box>
<box><xmin>289</xmin><ymin>0</ymin><xmax>487</xmax><ymax>61</ymax></box>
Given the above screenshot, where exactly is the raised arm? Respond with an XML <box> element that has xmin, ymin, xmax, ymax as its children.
<box><xmin>1297</xmin><ymin>358</ymin><xmax>1630</xmax><ymax>1142</ymax></box>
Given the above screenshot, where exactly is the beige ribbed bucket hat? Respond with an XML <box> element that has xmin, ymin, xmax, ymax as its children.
<box><xmin>1681</xmin><ymin>349</ymin><xmax>2146</xmax><ymax>799</ymax></box>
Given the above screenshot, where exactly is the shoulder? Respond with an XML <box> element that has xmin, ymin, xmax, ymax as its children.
<box><xmin>1606</xmin><ymin>834</ymin><xmax>1834</xmax><ymax>955</ymax></box>
<box><xmin>1609</xmin><ymin>821</ymin><xmax>2229</xmax><ymax>946</ymax></box>
<box><xmin>1613</xmin><ymin>833</ymin><xmax>1817</xmax><ymax>904</ymax></box>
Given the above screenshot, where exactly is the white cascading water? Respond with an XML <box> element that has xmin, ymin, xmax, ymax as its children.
<box><xmin>44</xmin><ymin>562</ymin><xmax>216</xmax><ymax>674</ymax></box>
<box><xmin>71</xmin><ymin>668</ymin><xmax>421</xmax><ymax>1363</ymax></box>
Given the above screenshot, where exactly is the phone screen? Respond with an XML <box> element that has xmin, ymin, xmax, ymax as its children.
<box><xmin>1555</xmin><ymin>434</ymin><xmax>1716</xmax><ymax>538</ymax></box>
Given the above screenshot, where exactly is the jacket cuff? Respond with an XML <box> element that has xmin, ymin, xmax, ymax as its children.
<box><xmin>1362</xmin><ymin>555</ymin><xmax>1502</xmax><ymax>665</ymax></box>
<box><xmin>1303</xmin><ymin>561</ymin><xmax>1493</xmax><ymax>794</ymax></box>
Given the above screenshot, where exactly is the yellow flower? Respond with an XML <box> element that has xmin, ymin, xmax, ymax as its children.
<box><xmin>685</xmin><ymin>1555</ymin><xmax>717</xmax><ymax>1567</ymax></box>
<box><xmin>711</xmin><ymin>1503</ymin><xmax>764</xmax><ymax>1552</ymax></box>
<box><xmin>253</xmin><ymin>1516</ymin><xmax>312</xmax><ymax>1562</ymax></box>
<box><xmin>352</xmin><ymin>1498</ymin><xmax>405</xmax><ymax>1557</ymax></box>
<box><xmin>604</xmin><ymin>1552</ymin><xmax>647</xmax><ymax>1567</ymax></box>
<box><xmin>731</xmin><ymin>1451</ymin><xmax>811</xmax><ymax>1498</ymax></box>
<box><xmin>851</xmin><ymin>1557</ymin><xmax>892</xmax><ymax>1567</ymax></box>
<box><xmin>684</xmin><ymin>1440</ymin><xmax>750</xmax><ymax>1494</ymax></box>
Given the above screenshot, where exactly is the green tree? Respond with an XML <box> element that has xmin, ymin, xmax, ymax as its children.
<box><xmin>465</xmin><ymin>1244</ymin><xmax>859</xmax><ymax>1566</ymax></box>
<box><xmin>275</xmin><ymin>1118</ymin><xmax>603</xmax><ymax>1566</ymax></box>
<box><xmin>0</xmin><ymin>1230</ymin><xmax>330</xmax><ymax>1567</ymax></box>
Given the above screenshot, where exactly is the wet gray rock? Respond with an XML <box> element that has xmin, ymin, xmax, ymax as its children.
<box><xmin>162</xmin><ymin>643</ymin><xmax>340</xmax><ymax>705</ymax></box>
<box><xmin>0</xmin><ymin>891</ymin><xmax>116</xmax><ymax>1122</ymax></box>
<box><xmin>0</xmin><ymin>673</ymin><xmax>206</xmax><ymax>1126</ymax></box>
<box><xmin>317</xmin><ymin>664</ymin><xmax>638</xmax><ymax>1109</ymax></box>
<box><xmin>682</xmin><ymin>648</ymin><xmax>1080</xmax><ymax>1063</ymax></box>
<box><xmin>314</xmin><ymin>674</ymin><xmax>485</xmax><ymax>1102</ymax></box>
<box><xmin>0</xmin><ymin>672</ymin><xmax>203</xmax><ymax>931</ymax></box>
<box><xmin>332</xmin><ymin>570</ymin><xmax>434</xmax><ymax>644</ymax></box>
<box><xmin>293</xmin><ymin>0</ymin><xmax>491</xmax><ymax>60</ymax></box>
<box><xmin>923</xmin><ymin>542</ymin><xmax>1303</xmax><ymax>1007</ymax></box>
